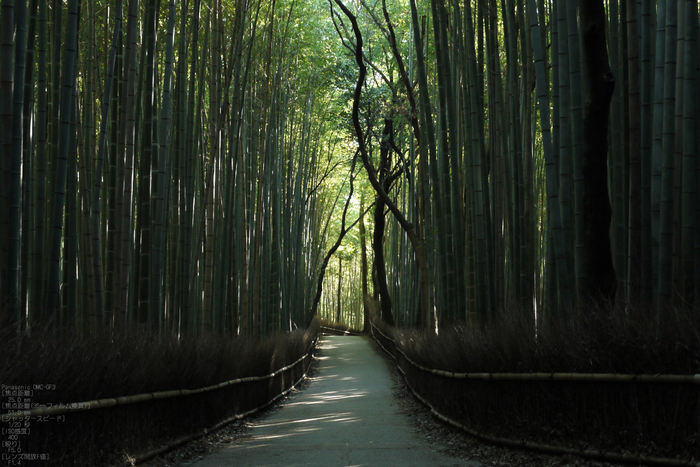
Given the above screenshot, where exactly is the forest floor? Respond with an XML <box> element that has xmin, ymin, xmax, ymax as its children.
<box><xmin>132</xmin><ymin>335</ymin><xmax>644</xmax><ymax>467</ymax></box>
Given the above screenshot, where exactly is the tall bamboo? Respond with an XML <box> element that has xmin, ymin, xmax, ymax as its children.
<box><xmin>657</xmin><ymin>0</ymin><xmax>678</xmax><ymax>308</ymax></box>
<box><xmin>651</xmin><ymin>0</ymin><xmax>667</xmax><ymax>302</ymax></box>
<box><xmin>639</xmin><ymin>0</ymin><xmax>654</xmax><ymax>306</ymax></box>
<box><xmin>566</xmin><ymin>0</ymin><xmax>584</xmax><ymax>307</ymax></box>
<box><xmin>91</xmin><ymin>0</ymin><xmax>123</xmax><ymax>327</ymax></box>
<box><xmin>529</xmin><ymin>0</ymin><xmax>571</xmax><ymax>316</ymax></box>
<box><xmin>0</xmin><ymin>0</ymin><xmax>16</xmax><ymax>328</ymax></box>
<box><xmin>681</xmin><ymin>0</ymin><xmax>698</xmax><ymax>304</ymax></box>
<box><xmin>46</xmin><ymin>0</ymin><xmax>79</xmax><ymax>321</ymax></box>
<box><xmin>9</xmin><ymin>0</ymin><xmax>27</xmax><ymax>331</ymax></box>
<box><xmin>556</xmin><ymin>0</ymin><xmax>574</xmax><ymax>307</ymax></box>
<box><xmin>626</xmin><ymin>0</ymin><xmax>643</xmax><ymax>307</ymax></box>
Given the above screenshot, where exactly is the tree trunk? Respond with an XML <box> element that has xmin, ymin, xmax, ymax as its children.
<box><xmin>336</xmin><ymin>257</ymin><xmax>342</xmax><ymax>323</ymax></box>
<box><xmin>334</xmin><ymin>0</ymin><xmax>432</xmax><ymax>328</ymax></box>
<box><xmin>359</xmin><ymin>195</ymin><xmax>372</xmax><ymax>331</ymax></box>
<box><xmin>579</xmin><ymin>0</ymin><xmax>617</xmax><ymax>307</ymax></box>
<box><xmin>305</xmin><ymin>157</ymin><xmax>359</xmax><ymax>327</ymax></box>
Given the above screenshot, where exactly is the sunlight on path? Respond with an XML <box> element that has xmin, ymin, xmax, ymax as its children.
<box><xmin>189</xmin><ymin>335</ymin><xmax>481</xmax><ymax>467</ymax></box>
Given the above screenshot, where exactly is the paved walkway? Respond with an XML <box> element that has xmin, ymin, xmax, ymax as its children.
<box><xmin>190</xmin><ymin>335</ymin><xmax>481</xmax><ymax>467</ymax></box>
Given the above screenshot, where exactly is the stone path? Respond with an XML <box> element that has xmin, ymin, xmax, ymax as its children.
<box><xmin>189</xmin><ymin>335</ymin><xmax>481</xmax><ymax>467</ymax></box>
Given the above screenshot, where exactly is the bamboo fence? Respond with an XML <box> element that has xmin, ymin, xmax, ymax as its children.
<box><xmin>1</xmin><ymin>337</ymin><xmax>317</xmax><ymax>422</ymax></box>
<box><xmin>370</xmin><ymin>321</ymin><xmax>700</xmax><ymax>467</ymax></box>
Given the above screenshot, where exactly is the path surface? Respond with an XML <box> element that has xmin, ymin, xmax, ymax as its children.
<box><xmin>189</xmin><ymin>335</ymin><xmax>481</xmax><ymax>467</ymax></box>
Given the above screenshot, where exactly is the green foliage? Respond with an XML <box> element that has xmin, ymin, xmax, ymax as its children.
<box><xmin>1</xmin><ymin>0</ymin><xmax>699</xmax><ymax>340</ymax></box>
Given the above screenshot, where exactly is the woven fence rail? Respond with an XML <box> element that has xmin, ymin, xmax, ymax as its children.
<box><xmin>318</xmin><ymin>325</ymin><xmax>363</xmax><ymax>336</ymax></box>
<box><xmin>2</xmin><ymin>339</ymin><xmax>316</xmax><ymax>422</ymax></box>
<box><xmin>370</xmin><ymin>324</ymin><xmax>699</xmax><ymax>385</ymax></box>
<box><xmin>3</xmin><ymin>337</ymin><xmax>317</xmax><ymax>466</ymax></box>
<box><xmin>370</xmin><ymin>322</ymin><xmax>700</xmax><ymax>467</ymax></box>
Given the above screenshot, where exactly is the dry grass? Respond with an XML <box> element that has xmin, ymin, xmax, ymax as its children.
<box><xmin>395</xmin><ymin>306</ymin><xmax>700</xmax><ymax>375</ymax></box>
<box><xmin>379</xmin><ymin>307</ymin><xmax>700</xmax><ymax>460</ymax></box>
<box><xmin>0</xmin><ymin>318</ymin><xmax>320</xmax><ymax>466</ymax></box>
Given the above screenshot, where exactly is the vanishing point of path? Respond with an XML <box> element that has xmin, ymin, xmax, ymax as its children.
<box><xmin>188</xmin><ymin>335</ymin><xmax>482</xmax><ymax>467</ymax></box>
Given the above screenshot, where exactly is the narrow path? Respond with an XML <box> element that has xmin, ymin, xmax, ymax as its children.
<box><xmin>189</xmin><ymin>335</ymin><xmax>482</xmax><ymax>467</ymax></box>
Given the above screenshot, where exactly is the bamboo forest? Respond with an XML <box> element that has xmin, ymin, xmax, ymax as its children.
<box><xmin>1</xmin><ymin>0</ymin><xmax>700</xmax><ymax>336</ymax></box>
<box><xmin>3</xmin><ymin>0</ymin><xmax>700</xmax><ymax>465</ymax></box>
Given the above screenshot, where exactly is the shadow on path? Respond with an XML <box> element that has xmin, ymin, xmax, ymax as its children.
<box><xmin>189</xmin><ymin>335</ymin><xmax>480</xmax><ymax>467</ymax></box>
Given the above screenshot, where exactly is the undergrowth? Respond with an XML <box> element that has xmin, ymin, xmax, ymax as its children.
<box><xmin>380</xmin><ymin>306</ymin><xmax>700</xmax><ymax>460</ymax></box>
<box><xmin>395</xmin><ymin>305</ymin><xmax>700</xmax><ymax>375</ymax></box>
<box><xmin>0</xmin><ymin>318</ymin><xmax>320</xmax><ymax>466</ymax></box>
<box><xmin>1</xmin><ymin>322</ymin><xmax>317</xmax><ymax>404</ymax></box>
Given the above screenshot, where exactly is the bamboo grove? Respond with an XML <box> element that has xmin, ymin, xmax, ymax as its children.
<box><xmin>1</xmin><ymin>0</ymin><xmax>700</xmax><ymax>338</ymax></box>
<box><xmin>319</xmin><ymin>0</ymin><xmax>700</xmax><ymax>329</ymax></box>
<box><xmin>0</xmin><ymin>0</ymin><xmax>357</xmax><ymax>336</ymax></box>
